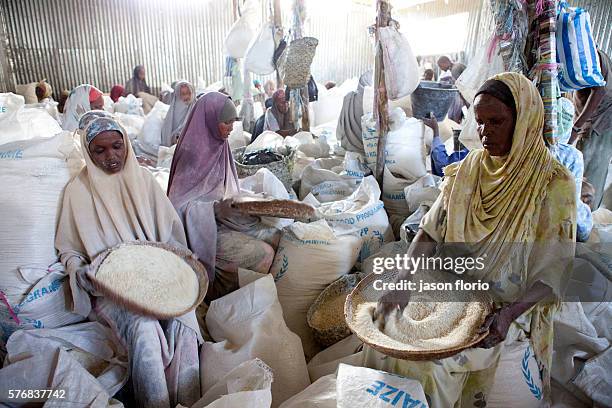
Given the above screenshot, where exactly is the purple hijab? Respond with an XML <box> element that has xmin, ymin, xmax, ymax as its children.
<box><xmin>168</xmin><ymin>92</ymin><xmax>240</xmax><ymax>209</ymax></box>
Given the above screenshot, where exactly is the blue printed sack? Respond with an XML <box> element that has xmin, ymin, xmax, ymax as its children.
<box><xmin>556</xmin><ymin>2</ymin><xmax>606</xmax><ymax>91</ymax></box>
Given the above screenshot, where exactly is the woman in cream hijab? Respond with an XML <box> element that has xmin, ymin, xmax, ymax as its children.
<box><xmin>55</xmin><ymin>117</ymin><xmax>202</xmax><ymax>408</ymax></box>
<box><xmin>374</xmin><ymin>72</ymin><xmax>576</xmax><ymax>406</ymax></box>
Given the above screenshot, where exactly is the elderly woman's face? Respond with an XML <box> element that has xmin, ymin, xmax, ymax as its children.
<box><xmin>474</xmin><ymin>94</ymin><xmax>515</xmax><ymax>156</ymax></box>
<box><xmin>581</xmin><ymin>182</ymin><xmax>595</xmax><ymax>209</ymax></box>
<box><xmin>89</xmin><ymin>130</ymin><xmax>126</xmax><ymax>174</ymax></box>
<box><xmin>137</xmin><ymin>67</ymin><xmax>146</xmax><ymax>80</ymax></box>
<box><xmin>179</xmin><ymin>85</ymin><xmax>193</xmax><ymax>104</ymax></box>
<box><xmin>218</xmin><ymin>120</ymin><xmax>234</xmax><ymax>139</ymax></box>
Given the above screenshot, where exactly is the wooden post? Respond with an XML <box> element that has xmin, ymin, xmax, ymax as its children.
<box><xmin>273</xmin><ymin>0</ymin><xmax>284</xmax><ymax>89</ymax></box>
<box><xmin>290</xmin><ymin>0</ymin><xmax>309</xmax><ymax>132</ymax></box>
<box><xmin>536</xmin><ymin>0</ymin><xmax>558</xmax><ymax>146</ymax></box>
<box><xmin>374</xmin><ymin>0</ymin><xmax>391</xmax><ymax>184</ymax></box>
<box><xmin>302</xmin><ymin>85</ymin><xmax>310</xmax><ymax>131</ymax></box>
<box><xmin>232</xmin><ymin>0</ymin><xmax>239</xmax><ymax>20</ymax></box>
<box><xmin>0</xmin><ymin>5</ymin><xmax>16</xmax><ymax>93</ymax></box>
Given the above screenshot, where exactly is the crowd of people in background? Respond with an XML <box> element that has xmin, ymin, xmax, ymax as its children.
<box><xmin>29</xmin><ymin>48</ymin><xmax>612</xmax><ymax>242</ymax></box>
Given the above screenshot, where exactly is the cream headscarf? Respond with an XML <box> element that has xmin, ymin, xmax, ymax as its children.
<box><xmin>55</xmin><ymin>117</ymin><xmax>188</xmax><ymax>316</ymax></box>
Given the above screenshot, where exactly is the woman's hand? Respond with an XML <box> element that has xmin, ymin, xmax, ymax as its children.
<box><xmin>214</xmin><ymin>198</ymin><xmax>244</xmax><ymax>219</ymax></box>
<box><xmin>136</xmin><ymin>156</ymin><xmax>155</xmax><ymax>167</ymax></box>
<box><xmin>422</xmin><ymin>112</ymin><xmax>439</xmax><ymax>137</ymax></box>
<box><xmin>373</xmin><ymin>229</ymin><xmax>436</xmax><ymax>320</ymax></box>
<box><xmin>374</xmin><ymin>285</ymin><xmax>411</xmax><ymax>320</ymax></box>
<box><xmin>476</xmin><ymin>307</ymin><xmax>513</xmax><ymax>349</ymax></box>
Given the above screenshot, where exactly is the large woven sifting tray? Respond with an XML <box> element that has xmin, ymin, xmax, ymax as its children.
<box><xmin>232</xmin><ymin>197</ymin><xmax>316</xmax><ymax>220</ymax></box>
<box><xmin>89</xmin><ymin>241</ymin><xmax>208</xmax><ymax>319</ymax></box>
<box><xmin>345</xmin><ymin>269</ymin><xmax>493</xmax><ymax>361</ymax></box>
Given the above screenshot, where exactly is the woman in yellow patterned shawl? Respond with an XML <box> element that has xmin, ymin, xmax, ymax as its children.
<box><xmin>371</xmin><ymin>72</ymin><xmax>576</xmax><ymax>406</ymax></box>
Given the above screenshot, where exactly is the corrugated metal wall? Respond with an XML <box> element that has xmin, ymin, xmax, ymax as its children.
<box><xmin>0</xmin><ymin>0</ymin><xmax>374</xmax><ymax>96</ymax></box>
<box><xmin>0</xmin><ymin>0</ymin><xmax>609</xmax><ymax>95</ymax></box>
<box><xmin>569</xmin><ymin>0</ymin><xmax>612</xmax><ymax>54</ymax></box>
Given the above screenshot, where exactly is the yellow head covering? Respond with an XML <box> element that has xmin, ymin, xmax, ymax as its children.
<box><xmin>443</xmin><ymin>72</ymin><xmax>555</xmax><ymax>246</ymax></box>
<box><xmin>433</xmin><ymin>72</ymin><xmax>576</xmax><ymax>402</ymax></box>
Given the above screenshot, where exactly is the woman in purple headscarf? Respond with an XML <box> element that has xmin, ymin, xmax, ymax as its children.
<box><xmin>168</xmin><ymin>92</ymin><xmax>275</xmax><ymax>299</ymax></box>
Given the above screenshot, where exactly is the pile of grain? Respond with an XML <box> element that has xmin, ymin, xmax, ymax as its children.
<box><xmin>309</xmin><ymin>294</ymin><xmax>347</xmax><ymax>329</ymax></box>
<box><xmin>96</xmin><ymin>245</ymin><xmax>199</xmax><ymax>316</ymax></box>
<box><xmin>354</xmin><ymin>295</ymin><xmax>488</xmax><ymax>351</ymax></box>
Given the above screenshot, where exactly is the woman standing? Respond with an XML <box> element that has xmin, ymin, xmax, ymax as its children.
<box><xmin>167</xmin><ymin>92</ymin><xmax>275</xmax><ymax>299</ymax></box>
<box><xmin>374</xmin><ymin>73</ymin><xmax>576</xmax><ymax>406</ymax></box>
<box><xmin>570</xmin><ymin>50</ymin><xmax>612</xmax><ymax>209</ymax></box>
<box><xmin>55</xmin><ymin>117</ymin><xmax>201</xmax><ymax>408</ymax></box>
<box><xmin>160</xmin><ymin>80</ymin><xmax>195</xmax><ymax>147</ymax></box>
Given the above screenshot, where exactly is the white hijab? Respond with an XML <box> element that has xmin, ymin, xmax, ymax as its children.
<box><xmin>161</xmin><ymin>80</ymin><xmax>195</xmax><ymax>147</ymax></box>
<box><xmin>62</xmin><ymin>84</ymin><xmax>96</xmax><ymax>132</ymax></box>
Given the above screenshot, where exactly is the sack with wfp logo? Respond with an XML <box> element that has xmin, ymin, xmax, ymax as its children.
<box><xmin>0</xmin><ymin>263</ymin><xmax>84</xmax><ymax>355</ymax></box>
<box><xmin>317</xmin><ymin>176</ymin><xmax>394</xmax><ymax>262</ymax></box>
<box><xmin>336</xmin><ymin>364</ymin><xmax>429</xmax><ymax>408</ymax></box>
<box><xmin>270</xmin><ymin>220</ymin><xmax>361</xmax><ymax>360</ymax></box>
<box><xmin>556</xmin><ymin>2</ymin><xmax>606</xmax><ymax>91</ymax></box>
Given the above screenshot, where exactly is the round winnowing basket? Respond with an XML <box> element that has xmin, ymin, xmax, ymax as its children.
<box><xmin>89</xmin><ymin>241</ymin><xmax>208</xmax><ymax>320</ymax></box>
<box><xmin>345</xmin><ymin>269</ymin><xmax>493</xmax><ymax>361</ymax></box>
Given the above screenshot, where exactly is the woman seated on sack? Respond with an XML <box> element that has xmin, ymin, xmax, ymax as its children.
<box><xmin>123</xmin><ymin>64</ymin><xmax>157</xmax><ymax>114</ymax></box>
<box><xmin>374</xmin><ymin>72</ymin><xmax>576</xmax><ymax>407</ymax></box>
<box><xmin>35</xmin><ymin>79</ymin><xmax>53</xmax><ymax>103</ymax></box>
<box><xmin>263</xmin><ymin>89</ymin><xmax>297</xmax><ymax>137</ymax></box>
<box><xmin>55</xmin><ymin>117</ymin><xmax>202</xmax><ymax>408</ymax></box>
<box><xmin>167</xmin><ymin>91</ymin><xmax>276</xmax><ymax>300</ymax></box>
<box><xmin>61</xmin><ymin>84</ymin><xmax>105</xmax><ymax>132</ymax></box>
<box><xmin>160</xmin><ymin>80</ymin><xmax>195</xmax><ymax>147</ymax></box>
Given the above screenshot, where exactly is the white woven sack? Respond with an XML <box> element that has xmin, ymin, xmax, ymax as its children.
<box><xmin>379</xmin><ymin>27</ymin><xmax>420</xmax><ymax>100</ymax></box>
<box><xmin>384</xmin><ymin>116</ymin><xmax>428</xmax><ymax>181</ymax></box>
<box><xmin>488</xmin><ymin>340</ymin><xmax>544</xmax><ymax>407</ymax></box>
<box><xmin>114</xmin><ymin>112</ymin><xmax>145</xmax><ymax>143</ymax></box>
<box><xmin>299</xmin><ymin>157</ymin><xmax>361</xmax><ymax>200</ymax></box>
<box><xmin>224</xmin><ymin>7</ymin><xmax>257</xmax><ymax>59</ymax></box>
<box><xmin>361</xmin><ymin>112</ymin><xmax>378</xmax><ymax>172</ymax></box>
<box><xmin>0</xmin><ymin>263</ymin><xmax>84</xmax><ymax>348</ymax></box>
<box><xmin>270</xmin><ymin>220</ymin><xmax>361</xmax><ymax>360</ymax></box>
<box><xmin>0</xmin><ymin>93</ymin><xmax>62</xmax><ymax>145</ymax></box>
<box><xmin>336</xmin><ymin>364</ymin><xmax>429</xmax><ymax>408</ymax></box>
<box><xmin>0</xmin><ymin>133</ymin><xmax>80</xmax><ymax>304</ymax></box>
<box><xmin>139</xmin><ymin>101</ymin><xmax>169</xmax><ymax>151</ymax></box>
<box><xmin>192</xmin><ymin>359</ymin><xmax>273</xmax><ymax>408</ymax></box>
<box><xmin>14</xmin><ymin>83</ymin><xmax>38</xmax><ymax>104</ymax></box>
<box><xmin>278</xmin><ymin>374</ymin><xmax>337</xmax><ymax>408</ymax></box>
<box><xmin>317</xmin><ymin>176</ymin><xmax>394</xmax><ymax>261</ymax></box>
<box><xmin>202</xmin><ymin>274</ymin><xmax>310</xmax><ymax>407</ymax></box>
<box><xmin>455</xmin><ymin>36</ymin><xmax>505</xmax><ymax>104</ymax></box>
<box><xmin>245</xmin><ymin>23</ymin><xmax>276</xmax><ymax>75</ymax></box>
